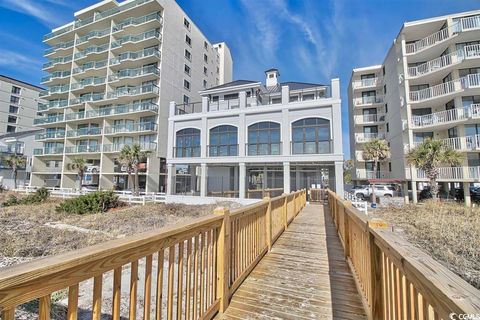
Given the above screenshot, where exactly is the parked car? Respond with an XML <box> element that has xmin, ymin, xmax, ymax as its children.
<box><xmin>453</xmin><ymin>186</ymin><xmax>480</xmax><ymax>202</ymax></box>
<box><xmin>85</xmin><ymin>164</ymin><xmax>100</xmax><ymax>174</ymax></box>
<box><xmin>354</xmin><ymin>185</ymin><xmax>398</xmax><ymax>200</ymax></box>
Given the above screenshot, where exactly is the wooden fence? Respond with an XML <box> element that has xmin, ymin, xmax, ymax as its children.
<box><xmin>0</xmin><ymin>190</ymin><xmax>306</xmax><ymax>320</ymax></box>
<box><xmin>327</xmin><ymin>189</ymin><xmax>480</xmax><ymax>320</ymax></box>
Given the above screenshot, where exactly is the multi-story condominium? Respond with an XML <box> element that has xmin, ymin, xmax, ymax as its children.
<box><xmin>166</xmin><ymin>68</ymin><xmax>344</xmax><ymax>199</ymax></box>
<box><xmin>31</xmin><ymin>0</ymin><xmax>233</xmax><ymax>192</ymax></box>
<box><xmin>349</xmin><ymin>10</ymin><xmax>480</xmax><ymax>205</ymax></box>
<box><xmin>0</xmin><ymin>75</ymin><xmax>45</xmax><ymax>134</ymax></box>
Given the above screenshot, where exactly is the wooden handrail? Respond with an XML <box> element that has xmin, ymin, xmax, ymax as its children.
<box><xmin>0</xmin><ymin>189</ymin><xmax>307</xmax><ymax>319</ymax></box>
<box><xmin>326</xmin><ymin>189</ymin><xmax>480</xmax><ymax>320</ymax></box>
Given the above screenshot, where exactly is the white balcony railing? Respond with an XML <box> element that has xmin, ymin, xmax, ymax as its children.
<box><xmin>409</xmin><ymin>73</ymin><xmax>480</xmax><ymax>102</ymax></box>
<box><xmin>355</xmin><ymin>95</ymin><xmax>384</xmax><ymax>106</ymax></box>
<box><xmin>355</xmin><ymin>169</ymin><xmax>390</xmax><ymax>180</ymax></box>
<box><xmin>411</xmin><ymin>134</ymin><xmax>480</xmax><ymax>152</ymax></box>
<box><xmin>354</xmin><ymin>113</ymin><xmax>386</xmax><ymax>124</ymax></box>
<box><xmin>353</xmin><ymin>78</ymin><xmax>379</xmax><ymax>89</ymax></box>
<box><xmin>355</xmin><ymin>133</ymin><xmax>385</xmax><ymax>143</ymax></box>
<box><xmin>410</xmin><ymin>104</ymin><xmax>480</xmax><ymax>128</ymax></box>
<box><xmin>416</xmin><ymin>167</ymin><xmax>464</xmax><ymax>180</ymax></box>
<box><xmin>407</xmin><ymin>44</ymin><xmax>480</xmax><ymax>78</ymax></box>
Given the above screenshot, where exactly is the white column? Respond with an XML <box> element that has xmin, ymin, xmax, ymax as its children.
<box><xmin>281</xmin><ymin>85</ymin><xmax>289</xmax><ymax>104</ymax></box>
<box><xmin>412</xmin><ymin>181</ymin><xmax>418</xmax><ymax>203</ymax></box>
<box><xmin>239</xmin><ymin>112</ymin><xmax>246</xmax><ymax>156</ymax></box>
<box><xmin>283</xmin><ymin>162</ymin><xmax>291</xmax><ymax>193</ymax></box>
<box><xmin>403</xmin><ymin>182</ymin><xmax>409</xmax><ymax>204</ymax></box>
<box><xmin>202</xmin><ymin>96</ymin><xmax>209</xmax><ymax>113</ymax></box>
<box><xmin>200</xmin><ymin>163</ymin><xmax>207</xmax><ymax>197</ymax></box>
<box><xmin>282</xmin><ymin>109</ymin><xmax>290</xmax><ymax>155</ymax></box>
<box><xmin>166</xmin><ymin>163</ymin><xmax>174</xmax><ymax>195</ymax></box>
<box><xmin>331</xmin><ymin>79</ymin><xmax>342</xmax><ymax>155</ymax></box>
<box><xmin>463</xmin><ymin>182</ymin><xmax>471</xmax><ymax>207</ymax></box>
<box><xmin>239</xmin><ymin>91</ymin><xmax>246</xmax><ymax>109</ymax></box>
<box><xmin>239</xmin><ymin>162</ymin><xmax>246</xmax><ymax>199</ymax></box>
<box><xmin>201</xmin><ymin>116</ymin><xmax>208</xmax><ymax>158</ymax></box>
<box><xmin>334</xmin><ymin>161</ymin><xmax>344</xmax><ymax>198</ymax></box>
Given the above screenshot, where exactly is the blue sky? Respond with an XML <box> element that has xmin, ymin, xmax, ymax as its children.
<box><xmin>0</xmin><ymin>0</ymin><xmax>478</xmax><ymax>156</ymax></box>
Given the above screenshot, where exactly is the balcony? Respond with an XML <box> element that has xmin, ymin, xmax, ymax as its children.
<box><xmin>354</xmin><ymin>113</ymin><xmax>386</xmax><ymax>125</ymax></box>
<box><xmin>34</xmin><ymin>115</ymin><xmax>65</xmax><ymax>125</ymax></box>
<box><xmin>352</xmin><ymin>78</ymin><xmax>380</xmax><ymax>89</ymax></box>
<box><xmin>65</xmin><ymin>145</ymin><xmax>101</xmax><ymax>154</ymax></box>
<box><xmin>0</xmin><ymin>145</ymin><xmax>24</xmax><ymax>155</ymax></box>
<box><xmin>34</xmin><ymin>147</ymin><xmax>64</xmax><ymax>155</ymax></box>
<box><xmin>103</xmin><ymin>142</ymin><xmax>157</xmax><ymax>153</ymax></box>
<box><xmin>72</xmin><ymin>59</ymin><xmax>108</xmax><ymax>75</ymax></box>
<box><xmin>40</xmin><ymin>100</ymin><xmax>69</xmax><ymax>111</ymax></box>
<box><xmin>70</xmin><ymin>77</ymin><xmax>107</xmax><ymax>91</ymax></box>
<box><xmin>208</xmin><ymin>144</ymin><xmax>239</xmax><ymax>157</ymax></box>
<box><xmin>42</xmin><ymin>56</ymin><xmax>72</xmax><ymax>70</ymax></box>
<box><xmin>41</xmin><ymin>71</ymin><xmax>71</xmax><ymax>84</ymax></box>
<box><xmin>44</xmin><ymin>25</ymin><xmax>74</xmax><ymax>41</ymax></box>
<box><xmin>106</xmin><ymin>84</ymin><xmax>159</xmax><ymax>100</ymax></box>
<box><xmin>85</xmin><ymin>102</ymin><xmax>158</xmax><ymax>119</ymax></box>
<box><xmin>104</xmin><ymin>122</ymin><xmax>157</xmax><ymax>135</ymax></box>
<box><xmin>354</xmin><ymin>95</ymin><xmax>384</xmax><ymax>107</ymax></box>
<box><xmin>35</xmin><ymin>131</ymin><xmax>65</xmax><ymax>140</ymax></box>
<box><xmin>66</xmin><ymin>127</ymin><xmax>102</xmax><ymax>138</ymax></box>
<box><xmin>355</xmin><ymin>133</ymin><xmax>385</xmax><ymax>143</ymax></box>
<box><xmin>416</xmin><ymin>166</ymin><xmax>480</xmax><ymax>181</ymax></box>
<box><xmin>76</xmin><ymin>28</ymin><xmax>110</xmax><ymax>45</ymax></box>
<box><xmin>411</xmin><ymin>134</ymin><xmax>480</xmax><ymax>152</ymax></box>
<box><xmin>74</xmin><ymin>43</ymin><xmax>109</xmax><ymax>60</ymax></box>
<box><xmin>406</xmin><ymin>15</ymin><xmax>480</xmax><ymax>55</ymax></box>
<box><xmin>410</xmin><ymin>104</ymin><xmax>480</xmax><ymax>129</ymax></box>
<box><xmin>69</xmin><ymin>92</ymin><xmax>105</xmax><ymax>106</ymax></box>
<box><xmin>356</xmin><ymin>169</ymin><xmax>390</xmax><ymax>180</ymax></box>
<box><xmin>409</xmin><ymin>73</ymin><xmax>480</xmax><ymax>103</ymax></box>
<box><xmin>44</xmin><ymin>40</ymin><xmax>74</xmax><ymax>56</ymax></box>
<box><xmin>208</xmin><ymin>99</ymin><xmax>240</xmax><ymax>112</ymax></box>
<box><xmin>40</xmin><ymin>84</ymin><xmax>70</xmax><ymax>97</ymax></box>
<box><xmin>109</xmin><ymin>66</ymin><xmax>160</xmax><ymax>82</ymax></box>
<box><xmin>113</xmin><ymin>12</ymin><xmax>162</xmax><ymax>33</ymax></box>
<box><xmin>246</xmin><ymin>143</ymin><xmax>282</xmax><ymax>156</ymax></box>
<box><xmin>110</xmin><ymin>47</ymin><xmax>160</xmax><ymax>65</ymax></box>
<box><xmin>291</xmin><ymin>141</ymin><xmax>332</xmax><ymax>155</ymax></box>
<box><xmin>174</xmin><ymin>146</ymin><xmax>200</xmax><ymax>158</ymax></box>
<box><xmin>407</xmin><ymin>44</ymin><xmax>480</xmax><ymax>78</ymax></box>
<box><xmin>111</xmin><ymin>29</ymin><xmax>161</xmax><ymax>49</ymax></box>
<box><xmin>65</xmin><ymin>111</ymin><xmax>86</xmax><ymax>121</ymax></box>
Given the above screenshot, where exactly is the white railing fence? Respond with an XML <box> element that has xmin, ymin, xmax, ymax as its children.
<box><xmin>409</xmin><ymin>74</ymin><xmax>480</xmax><ymax>102</ymax></box>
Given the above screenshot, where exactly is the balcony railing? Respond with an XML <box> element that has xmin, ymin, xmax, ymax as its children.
<box><xmin>408</xmin><ymin>44</ymin><xmax>480</xmax><ymax>78</ymax></box>
<box><xmin>355</xmin><ymin>133</ymin><xmax>385</xmax><ymax>143</ymax></box>
<box><xmin>175</xmin><ymin>102</ymin><xmax>202</xmax><ymax>115</ymax></box>
<box><xmin>85</xmin><ymin>102</ymin><xmax>158</xmax><ymax>118</ymax></box>
<box><xmin>64</xmin><ymin>111</ymin><xmax>86</xmax><ymax>121</ymax></box>
<box><xmin>411</xmin><ymin>104</ymin><xmax>480</xmax><ymax>128</ymax></box>
<box><xmin>44</xmin><ymin>40</ymin><xmax>74</xmax><ymax>55</ymax></box>
<box><xmin>104</xmin><ymin>122</ymin><xmax>157</xmax><ymax>134</ymax></box>
<box><xmin>106</xmin><ymin>84</ymin><xmax>158</xmax><ymax>99</ymax></box>
<box><xmin>174</xmin><ymin>146</ymin><xmax>201</xmax><ymax>158</ymax></box>
<box><xmin>208</xmin><ymin>99</ymin><xmax>240</xmax><ymax>111</ymax></box>
<box><xmin>74</xmin><ymin>43</ymin><xmax>109</xmax><ymax>60</ymax></box>
<box><xmin>355</xmin><ymin>169</ymin><xmax>390</xmax><ymax>180</ymax></box>
<box><xmin>34</xmin><ymin>115</ymin><xmax>65</xmax><ymax>125</ymax></box>
<box><xmin>72</xmin><ymin>59</ymin><xmax>108</xmax><ymax>74</ymax></box>
<box><xmin>111</xmin><ymin>29</ymin><xmax>160</xmax><ymax>48</ymax></box>
<box><xmin>66</xmin><ymin>127</ymin><xmax>102</xmax><ymax>138</ymax></box>
<box><xmin>35</xmin><ymin>131</ymin><xmax>65</xmax><ymax>140</ymax></box>
<box><xmin>291</xmin><ymin>140</ymin><xmax>332</xmax><ymax>155</ymax></box>
<box><xmin>355</xmin><ymin>95</ymin><xmax>384</xmax><ymax>106</ymax></box>
<box><xmin>113</xmin><ymin>12</ymin><xmax>162</xmax><ymax>32</ymax></box>
<box><xmin>42</xmin><ymin>56</ymin><xmax>72</xmax><ymax>69</ymax></box>
<box><xmin>409</xmin><ymin>73</ymin><xmax>480</xmax><ymax>102</ymax></box>
<box><xmin>76</xmin><ymin>28</ymin><xmax>110</xmax><ymax>45</ymax></box>
<box><xmin>103</xmin><ymin>142</ymin><xmax>157</xmax><ymax>152</ymax></box>
<box><xmin>208</xmin><ymin>144</ymin><xmax>239</xmax><ymax>157</ymax></box>
<box><xmin>353</xmin><ymin>78</ymin><xmax>379</xmax><ymax>89</ymax></box>
<box><xmin>354</xmin><ymin>113</ymin><xmax>386</xmax><ymax>124</ymax></box>
<box><xmin>110</xmin><ymin>47</ymin><xmax>160</xmax><ymax>65</ymax></box>
<box><xmin>412</xmin><ymin>134</ymin><xmax>480</xmax><ymax>152</ymax></box>
<box><xmin>41</xmin><ymin>84</ymin><xmax>70</xmax><ymax>97</ymax></box>
<box><xmin>44</xmin><ymin>25</ymin><xmax>74</xmax><ymax>41</ymax></box>
<box><xmin>70</xmin><ymin>77</ymin><xmax>107</xmax><ymax>90</ymax></box>
<box><xmin>41</xmin><ymin>71</ymin><xmax>71</xmax><ymax>83</ymax></box>
<box><xmin>69</xmin><ymin>92</ymin><xmax>105</xmax><ymax>105</ymax></box>
<box><xmin>109</xmin><ymin>66</ymin><xmax>159</xmax><ymax>81</ymax></box>
<box><xmin>34</xmin><ymin>147</ymin><xmax>64</xmax><ymax>155</ymax></box>
<box><xmin>246</xmin><ymin>143</ymin><xmax>282</xmax><ymax>156</ymax></box>
<box><xmin>65</xmin><ymin>145</ymin><xmax>101</xmax><ymax>154</ymax></box>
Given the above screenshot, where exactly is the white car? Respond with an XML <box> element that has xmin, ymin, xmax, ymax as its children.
<box><xmin>354</xmin><ymin>185</ymin><xmax>397</xmax><ymax>200</ymax></box>
<box><xmin>85</xmin><ymin>164</ymin><xmax>100</xmax><ymax>174</ymax></box>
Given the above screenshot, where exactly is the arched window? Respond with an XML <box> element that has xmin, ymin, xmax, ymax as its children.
<box><xmin>175</xmin><ymin>128</ymin><xmax>200</xmax><ymax>157</ymax></box>
<box><xmin>292</xmin><ymin>118</ymin><xmax>331</xmax><ymax>154</ymax></box>
<box><xmin>209</xmin><ymin>125</ymin><xmax>238</xmax><ymax>156</ymax></box>
<box><xmin>247</xmin><ymin>122</ymin><xmax>281</xmax><ymax>155</ymax></box>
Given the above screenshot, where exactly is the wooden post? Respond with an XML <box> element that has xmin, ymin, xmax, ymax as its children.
<box><xmin>1</xmin><ymin>308</ymin><xmax>15</xmax><ymax>320</ymax></box>
<box><xmin>214</xmin><ymin>207</ymin><xmax>231</xmax><ymax>313</ymax></box>
<box><xmin>368</xmin><ymin>219</ymin><xmax>388</xmax><ymax>319</ymax></box>
<box><xmin>283</xmin><ymin>194</ymin><xmax>288</xmax><ymax>229</ymax></box>
<box><xmin>343</xmin><ymin>204</ymin><xmax>351</xmax><ymax>258</ymax></box>
<box><xmin>263</xmin><ymin>197</ymin><xmax>272</xmax><ymax>251</ymax></box>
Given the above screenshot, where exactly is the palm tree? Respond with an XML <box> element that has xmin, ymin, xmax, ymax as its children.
<box><xmin>67</xmin><ymin>158</ymin><xmax>87</xmax><ymax>190</ymax></box>
<box><xmin>362</xmin><ymin>139</ymin><xmax>390</xmax><ymax>204</ymax></box>
<box><xmin>407</xmin><ymin>139</ymin><xmax>463</xmax><ymax>200</ymax></box>
<box><xmin>119</xmin><ymin>144</ymin><xmax>151</xmax><ymax>195</ymax></box>
<box><xmin>3</xmin><ymin>154</ymin><xmax>26</xmax><ymax>189</ymax></box>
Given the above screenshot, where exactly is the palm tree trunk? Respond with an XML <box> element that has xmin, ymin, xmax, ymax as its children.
<box><xmin>13</xmin><ymin>169</ymin><xmax>17</xmax><ymax>189</ymax></box>
<box><xmin>430</xmin><ymin>178</ymin><xmax>439</xmax><ymax>201</ymax></box>
<box><xmin>371</xmin><ymin>160</ymin><xmax>377</xmax><ymax>204</ymax></box>
<box><xmin>134</xmin><ymin>168</ymin><xmax>139</xmax><ymax>196</ymax></box>
<box><xmin>127</xmin><ymin>172</ymin><xmax>133</xmax><ymax>192</ymax></box>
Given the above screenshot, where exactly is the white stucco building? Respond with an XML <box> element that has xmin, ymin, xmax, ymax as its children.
<box><xmin>31</xmin><ymin>0</ymin><xmax>232</xmax><ymax>192</ymax></box>
<box><xmin>349</xmin><ymin>10</ymin><xmax>480</xmax><ymax>205</ymax></box>
<box><xmin>167</xmin><ymin>69</ymin><xmax>344</xmax><ymax>199</ymax></box>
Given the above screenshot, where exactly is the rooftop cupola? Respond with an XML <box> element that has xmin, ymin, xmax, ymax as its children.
<box><xmin>265</xmin><ymin>68</ymin><xmax>280</xmax><ymax>87</ymax></box>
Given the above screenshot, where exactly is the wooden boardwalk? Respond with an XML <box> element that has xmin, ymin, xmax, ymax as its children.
<box><xmin>216</xmin><ymin>204</ymin><xmax>367</xmax><ymax>319</ymax></box>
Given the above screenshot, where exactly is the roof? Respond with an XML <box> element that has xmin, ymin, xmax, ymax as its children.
<box><xmin>265</xmin><ymin>68</ymin><xmax>279</xmax><ymax>74</ymax></box>
<box><xmin>205</xmin><ymin>80</ymin><xmax>259</xmax><ymax>91</ymax></box>
<box><xmin>0</xmin><ymin>74</ymin><xmax>44</xmax><ymax>91</ymax></box>
<box><xmin>280</xmin><ymin>82</ymin><xmax>327</xmax><ymax>90</ymax></box>
<box><xmin>0</xmin><ymin>129</ymin><xmax>42</xmax><ymax>140</ymax></box>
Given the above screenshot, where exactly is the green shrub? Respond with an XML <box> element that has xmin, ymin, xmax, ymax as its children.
<box><xmin>56</xmin><ymin>191</ymin><xmax>121</xmax><ymax>215</ymax></box>
<box><xmin>3</xmin><ymin>188</ymin><xmax>50</xmax><ymax>207</ymax></box>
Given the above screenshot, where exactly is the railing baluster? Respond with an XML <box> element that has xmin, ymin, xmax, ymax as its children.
<box><xmin>144</xmin><ymin>255</ymin><xmax>153</xmax><ymax>320</ymax></box>
<box><xmin>1</xmin><ymin>308</ymin><xmax>15</xmax><ymax>320</ymax></box>
<box><xmin>112</xmin><ymin>267</ymin><xmax>122</xmax><ymax>320</ymax></box>
<box><xmin>176</xmin><ymin>242</ymin><xmax>184</xmax><ymax>320</ymax></box>
<box><xmin>155</xmin><ymin>249</ymin><xmax>165</xmax><ymax>320</ymax></box>
<box><xmin>92</xmin><ymin>275</ymin><xmax>103</xmax><ymax>320</ymax></box>
<box><xmin>130</xmin><ymin>261</ymin><xmax>138</xmax><ymax>319</ymax></box>
<box><xmin>199</xmin><ymin>232</ymin><xmax>205</xmax><ymax>315</ymax></box>
<box><xmin>185</xmin><ymin>239</ymin><xmax>192</xmax><ymax>318</ymax></box>
<box><xmin>67</xmin><ymin>284</ymin><xmax>79</xmax><ymax>320</ymax></box>
<box><xmin>192</xmin><ymin>236</ymin><xmax>199</xmax><ymax>319</ymax></box>
<box><xmin>39</xmin><ymin>294</ymin><xmax>51</xmax><ymax>320</ymax></box>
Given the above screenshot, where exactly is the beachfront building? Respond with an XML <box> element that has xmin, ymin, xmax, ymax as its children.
<box><xmin>166</xmin><ymin>69</ymin><xmax>344</xmax><ymax>199</ymax></box>
<box><xmin>349</xmin><ymin>10</ymin><xmax>480</xmax><ymax>205</ymax></box>
<box><xmin>31</xmin><ymin>0</ymin><xmax>232</xmax><ymax>192</ymax></box>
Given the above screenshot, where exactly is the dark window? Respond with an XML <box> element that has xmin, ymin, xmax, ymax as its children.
<box><xmin>185</xmin><ymin>35</ymin><xmax>191</xmax><ymax>46</ymax></box>
<box><xmin>384</xmin><ymin>84</ymin><xmax>387</xmax><ymax>94</ymax></box>
<box><xmin>11</xmin><ymin>86</ymin><xmax>21</xmax><ymax>94</ymax></box>
<box><xmin>386</xmin><ymin>123</ymin><xmax>389</xmax><ymax>132</ymax></box>
<box><xmin>183</xmin><ymin>95</ymin><xmax>189</xmax><ymax>104</ymax></box>
<box><xmin>184</xmin><ymin>79</ymin><xmax>190</xmax><ymax>90</ymax></box>
<box><xmin>389</xmin><ymin>162</ymin><xmax>392</xmax><ymax>172</ymax></box>
<box><xmin>6</xmin><ymin>125</ymin><xmax>15</xmax><ymax>133</ymax></box>
<box><xmin>248</xmin><ymin>122</ymin><xmax>281</xmax><ymax>155</ymax></box>
<box><xmin>183</xmin><ymin>18</ymin><xmax>190</xmax><ymax>29</ymax></box>
<box><xmin>10</xmin><ymin>96</ymin><xmax>20</xmax><ymax>104</ymax></box>
<box><xmin>9</xmin><ymin>105</ymin><xmax>19</xmax><ymax>113</ymax></box>
<box><xmin>203</xmin><ymin>80</ymin><xmax>207</xmax><ymax>88</ymax></box>
<box><xmin>204</xmin><ymin>41</ymin><xmax>208</xmax><ymax>50</ymax></box>
<box><xmin>385</xmin><ymin>103</ymin><xmax>388</xmax><ymax>113</ymax></box>
<box><xmin>175</xmin><ymin>128</ymin><xmax>200</xmax><ymax>157</ymax></box>
<box><xmin>209</xmin><ymin>125</ymin><xmax>238</xmax><ymax>156</ymax></box>
<box><xmin>291</xmin><ymin>118</ymin><xmax>331</xmax><ymax>154</ymax></box>
<box><xmin>382</xmin><ymin>66</ymin><xmax>385</xmax><ymax>76</ymax></box>
<box><xmin>184</xmin><ymin>64</ymin><xmax>191</xmax><ymax>75</ymax></box>
<box><xmin>185</xmin><ymin>49</ymin><xmax>191</xmax><ymax>60</ymax></box>
<box><xmin>8</xmin><ymin>115</ymin><xmax>17</xmax><ymax>123</ymax></box>
<box><xmin>204</xmin><ymin>54</ymin><xmax>208</xmax><ymax>63</ymax></box>
<box><xmin>203</xmin><ymin>67</ymin><xmax>208</xmax><ymax>75</ymax></box>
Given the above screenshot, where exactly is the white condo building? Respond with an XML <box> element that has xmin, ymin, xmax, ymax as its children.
<box><xmin>166</xmin><ymin>69</ymin><xmax>344</xmax><ymax>200</ymax></box>
<box><xmin>31</xmin><ymin>0</ymin><xmax>232</xmax><ymax>192</ymax></box>
<box><xmin>349</xmin><ymin>10</ymin><xmax>480</xmax><ymax>204</ymax></box>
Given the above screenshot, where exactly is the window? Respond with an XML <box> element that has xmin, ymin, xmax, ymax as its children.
<box><xmin>183</xmin><ymin>95</ymin><xmax>189</xmax><ymax>104</ymax></box>
<box><xmin>204</xmin><ymin>54</ymin><xmax>208</xmax><ymax>63</ymax></box>
<box><xmin>185</xmin><ymin>35</ymin><xmax>191</xmax><ymax>46</ymax></box>
<box><xmin>6</xmin><ymin>125</ymin><xmax>15</xmax><ymax>133</ymax></box>
<box><xmin>10</xmin><ymin>96</ymin><xmax>19</xmax><ymax>104</ymax></box>
<box><xmin>8</xmin><ymin>115</ymin><xmax>17</xmax><ymax>123</ymax></box>
<box><xmin>361</xmin><ymin>91</ymin><xmax>376</xmax><ymax>104</ymax></box>
<box><xmin>203</xmin><ymin>80</ymin><xmax>207</xmax><ymax>88</ymax></box>
<box><xmin>382</xmin><ymin>66</ymin><xmax>385</xmax><ymax>76</ymax></box>
<box><xmin>385</xmin><ymin>103</ymin><xmax>388</xmax><ymax>113</ymax></box>
<box><xmin>183</xmin><ymin>18</ymin><xmax>190</xmax><ymax>29</ymax></box>
<box><xmin>203</xmin><ymin>67</ymin><xmax>208</xmax><ymax>75</ymax></box>
<box><xmin>175</xmin><ymin>128</ymin><xmax>200</xmax><ymax>157</ymax></box>
<box><xmin>247</xmin><ymin>122</ymin><xmax>281</xmax><ymax>155</ymax></box>
<box><xmin>184</xmin><ymin>79</ymin><xmax>190</xmax><ymax>90</ymax></box>
<box><xmin>9</xmin><ymin>105</ymin><xmax>19</xmax><ymax>113</ymax></box>
<box><xmin>292</xmin><ymin>118</ymin><xmax>331</xmax><ymax>154</ymax></box>
<box><xmin>386</xmin><ymin>123</ymin><xmax>389</xmax><ymax>132</ymax></box>
<box><xmin>209</xmin><ymin>125</ymin><xmax>238</xmax><ymax>156</ymax></box>
<box><xmin>184</xmin><ymin>64</ymin><xmax>191</xmax><ymax>75</ymax></box>
<box><xmin>185</xmin><ymin>49</ymin><xmax>191</xmax><ymax>61</ymax></box>
<box><xmin>384</xmin><ymin>84</ymin><xmax>387</xmax><ymax>94</ymax></box>
<box><xmin>11</xmin><ymin>86</ymin><xmax>21</xmax><ymax>94</ymax></box>
<box><xmin>204</xmin><ymin>41</ymin><xmax>208</xmax><ymax>50</ymax></box>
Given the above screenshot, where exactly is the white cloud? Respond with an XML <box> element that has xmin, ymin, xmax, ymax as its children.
<box><xmin>0</xmin><ymin>0</ymin><xmax>66</xmax><ymax>27</ymax></box>
<box><xmin>0</xmin><ymin>49</ymin><xmax>42</xmax><ymax>71</ymax></box>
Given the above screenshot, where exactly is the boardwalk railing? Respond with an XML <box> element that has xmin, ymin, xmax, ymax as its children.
<box><xmin>327</xmin><ymin>189</ymin><xmax>480</xmax><ymax>320</ymax></box>
<box><xmin>0</xmin><ymin>189</ymin><xmax>306</xmax><ymax>320</ymax></box>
